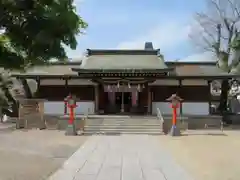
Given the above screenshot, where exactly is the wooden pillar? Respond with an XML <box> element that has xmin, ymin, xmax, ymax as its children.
<box><xmin>121</xmin><ymin>91</ymin><xmax>124</xmax><ymax>113</ymax></box>
<box><xmin>94</xmin><ymin>85</ymin><xmax>99</xmax><ymax>113</ymax></box>
<box><xmin>65</xmin><ymin>77</ymin><xmax>69</xmax><ymax>94</ymax></box>
<box><xmin>131</xmin><ymin>90</ymin><xmax>138</xmax><ymax>106</ymax></box>
<box><xmin>64</xmin><ymin>77</ymin><xmax>69</xmax><ymax>114</ymax></box>
<box><xmin>207</xmin><ymin>80</ymin><xmax>212</xmax><ymax>115</ymax></box>
<box><xmin>98</xmin><ymin>84</ymin><xmax>105</xmax><ymax>112</ymax></box>
<box><xmin>178</xmin><ymin>79</ymin><xmax>183</xmax><ymax>115</ymax></box>
<box><xmin>35</xmin><ymin>77</ymin><xmax>41</xmax><ymax>97</ymax></box>
<box><xmin>147</xmin><ymin>85</ymin><xmax>151</xmax><ymax>114</ymax></box>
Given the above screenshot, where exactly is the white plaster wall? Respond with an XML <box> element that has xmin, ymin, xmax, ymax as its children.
<box><xmin>44</xmin><ymin>101</ymin><xmax>95</xmax><ymax>115</ymax></box>
<box><xmin>152</xmin><ymin>102</ymin><xmax>209</xmax><ymax>115</ymax></box>
<box><xmin>44</xmin><ymin>102</ymin><xmax>65</xmax><ymax>115</ymax></box>
<box><xmin>182</xmin><ymin>102</ymin><xmax>209</xmax><ymax>115</ymax></box>
<box><xmin>75</xmin><ymin>102</ymin><xmax>95</xmax><ymax>115</ymax></box>
<box><xmin>152</xmin><ymin>102</ymin><xmax>180</xmax><ymax>115</ymax></box>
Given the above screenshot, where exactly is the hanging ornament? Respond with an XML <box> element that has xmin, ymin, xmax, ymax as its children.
<box><xmin>128</xmin><ymin>83</ymin><xmax>131</xmax><ymax>89</ymax></box>
<box><xmin>142</xmin><ymin>84</ymin><xmax>145</xmax><ymax>88</ymax></box>
<box><xmin>137</xmin><ymin>84</ymin><xmax>141</xmax><ymax>91</ymax></box>
<box><xmin>117</xmin><ymin>82</ymin><xmax>120</xmax><ymax>88</ymax></box>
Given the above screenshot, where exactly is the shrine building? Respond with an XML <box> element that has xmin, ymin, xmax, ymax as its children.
<box><xmin>12</xmin><ymin>43</ymin><xmax>239</xmax><ymax>116</ymax></box>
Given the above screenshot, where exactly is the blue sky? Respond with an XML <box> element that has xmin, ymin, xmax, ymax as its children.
<box><xmin>66</xmin><ymin>0</ymin><xmax>207</xmax><ymax>61</ymax></box>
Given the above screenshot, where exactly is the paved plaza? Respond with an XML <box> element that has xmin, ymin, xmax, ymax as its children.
<box><xmin>48</xmin><ymin>135</ymin><xmax>194</xmax><ymax>180</ymax></box>
<box><xmin>0</xmin><ymin>126</ymin><xmax>87</xmax><ymax>180</ymax></box>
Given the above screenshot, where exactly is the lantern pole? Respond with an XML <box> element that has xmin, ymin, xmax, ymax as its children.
<box><xmin>167</xmin><ymin>94</ymin><xmax>183</xmax><ymax>136</ymax></box>
<box><xmin>65</xmin><ymin>95</ymin><xmax>78</xmax><ymax>136</ymax></box>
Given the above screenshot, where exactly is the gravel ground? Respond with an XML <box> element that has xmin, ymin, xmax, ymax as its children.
<box><xmin>0</xmin><ymin>124</ymin><xmax>88</xmax><ymax>180</ymax></box>
<box><xmin>159</xmin><ymin>130</ymin><xmax>240</xmax><ymax>180</ymax></box>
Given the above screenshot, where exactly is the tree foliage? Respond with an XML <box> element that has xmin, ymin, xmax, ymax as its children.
<box><xmin>190</xmin><ymin>0</ymin><xmax>240</xmax><ymax>57</ymax></box>
<box><xmin>0</xmin><ymin>0</ymin><xmax>87</xmax><ymax>118</ymax></box>
<box><xmin>190</xmin><ymin>0</ymin><xmax>240</xmax><ymax>112</ymax></box>
<box><xmin>0</xmin><ymin>0</ymin><xmax>87</xmax><ymax>69</ymax></box>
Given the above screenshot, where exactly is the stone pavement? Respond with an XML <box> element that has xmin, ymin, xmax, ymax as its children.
<box><xmin>48</xmin><ymin>135</ymin><xmax>194</xmax><ymax>180</ymax></box>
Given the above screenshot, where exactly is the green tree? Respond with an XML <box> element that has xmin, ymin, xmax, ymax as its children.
<box><xmin>190</xmin><ymin>0</ymin><xmax>240</xmax><ymax>113</ymax></box>
<box><xmin>0</xmin><ymin>0</ymin><xmax>87</xmax><ymax>118</ymax></box>
<box><xmin>0</xmin><ymin>0</ymin><xmax>87</xmax><ymax>68</ymax></box>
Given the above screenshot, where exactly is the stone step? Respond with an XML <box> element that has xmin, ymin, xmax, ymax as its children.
<box><xmin>83</xmin><ymin>131</ymin><xmax>163</xmax><ymax>135</ymax></box>
<box><xmin>85</xmin><ymin>123</ymin><xmax>162</xmax><ymax>126</ymax></box>
<box><xmin>84</xmin><ymin>126</ymin><xmax>162</xmax><ymax>130</ymax></box>
<box><xmin>82</xmin><ymin>117</ymin><xmax>162</xmax><ymax>134</ymax></box>
<box><xmin>85</xmin><ymin>118</ymin><xmax>160</xmax><ymax>121</ymax></box>
<box><xmin>83</xmin><ymin>129</ymin><xmax>163</xmax><ymax>133</ymax></box>
<box><xmin>85</xmin><ymin>119</ymin><xmax>161</xmax><ymax>123</ymax></box>
<box><xmin>85</xmin><ymin>121</ymin><xmax>162</xmax><ymax>126</ymax></box>
<box><xmin>61</xmin><ymin>115</ymin><xmax>159</xmax><ymax>120</ymax></box>
<box><xmin>84</xmin><ymin>124</ymin><xmax>162</xmax><ymax>127</ymax></box>
<box><xmin>84</xmin><ymin>128</ymin><xmax>162</xmax><ymax>131</ymax></box>
<box><xmin>84</xmin><ymin>115</ymin><xmax>158</xmax><ymax>119</ymax></box>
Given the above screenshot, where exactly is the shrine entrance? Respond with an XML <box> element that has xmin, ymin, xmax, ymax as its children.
<box><xmin>101</xmin><ymin>83</ymin><xmax>147</xmax><ymax>114</ymax></box>
<box><xmin>115</xmin><ymin>92</ymin><xmax>132</xmax><ymax>113</ymax></box>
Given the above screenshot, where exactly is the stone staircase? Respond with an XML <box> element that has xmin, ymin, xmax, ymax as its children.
<box><xmin>83</xmin><ymin>116</ymin><xmax>163</xmax><ymax>135</ymax></box>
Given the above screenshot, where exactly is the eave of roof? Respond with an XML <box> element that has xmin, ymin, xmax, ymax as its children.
<box><xmin>86</xmin><ymin>49</ymin><xmax>160</xmax><ymax>55</ymax></box>
<box><xmin>11</xmin><ymin>73</ymin><xmax>240</xmax><ymax>80</ymax></box>
<box><xmin>11</xmin><ymin>74</ymin><xmax>79</xmax><ymax>79</ymax></box>
<box><xmin>71</xmin><ymin>68</ymin><xmax>174</xmax><ymax>73</ymax></box>
<box><xmin>165</xmin><ymin>61</ymin><xmax>216</xmax><ymax>66</ymax></box>
<box><xmin>47</xmin><ymin>60</ymin><xmax>217</xmax><ymax>66</ymax></box>
<box><xmin>47</xmin><ymin>61</ymin><xmax>82</xmax><ymax>65</ymax></box>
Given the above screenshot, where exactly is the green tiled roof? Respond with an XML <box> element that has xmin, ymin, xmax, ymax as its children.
<box><xmin>12</xmin><ymin>65</ymin><xmax>80</xmax><ymax>76</ymax></box>
<box><xmin>80</xmin><ymin>54</ymin><xmax>168</xmax><ymax>70</ymax></box>
<box><xmin>174</xmin><ymin>64</ymin><xmax>229</xmax><ymax>76</ymax></box>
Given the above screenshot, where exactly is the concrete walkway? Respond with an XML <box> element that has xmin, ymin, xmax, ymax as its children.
<box><xmin>48</xmin><ymin>135</ymin><xmax>194</xmax><ymax>180</ymax></box>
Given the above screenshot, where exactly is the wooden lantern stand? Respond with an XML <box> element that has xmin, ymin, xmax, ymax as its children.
<box><xmin>65</xmin><ymin>95</ymin><xmax>78</xmax><ymax>136</ymax></box>
<box><xmin>167</xmin><ymin>94</ymin><xmax>183</xmax><ymax>136</ymax></box>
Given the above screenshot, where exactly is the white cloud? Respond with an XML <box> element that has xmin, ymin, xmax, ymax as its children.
<box><xmin>179</xmin><ymin>51</ymin><xmax>217</xmax><ymax>62</ymax></box>
<box><xmin>73</xmin><ymin>0</ymin><xmax>84</xmax><ymax>7</ymax></box>
<box><xmin>66</xmin><ymin>49</ymin><xmax>84</xmax><ymax>59</ymax></box>
<box><xmin>116</xmin><ymin>21</ymin><xmax>191</xmax><ymax>50</ymax></box>
<box><xmin>74</xmin><ymin>0</ymin><xmax>84</xmax><ymax>4</ymax></box>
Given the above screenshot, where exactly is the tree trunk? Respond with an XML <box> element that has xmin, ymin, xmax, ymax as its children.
<box><xmin>218</xmin><ymin>79</ymin><xmax>230</xmax><ymax>114</ymax></box>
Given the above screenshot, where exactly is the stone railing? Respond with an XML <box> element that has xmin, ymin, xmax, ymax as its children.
<box><xmin>156</xmin><ymin>108</ymin><xmax>167</xmax><ymax>134</ymax></box>
<box><xmin>156</xmin><ymin>108</ymin><xmax>164</xmax><ymax>123</ymax></box>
